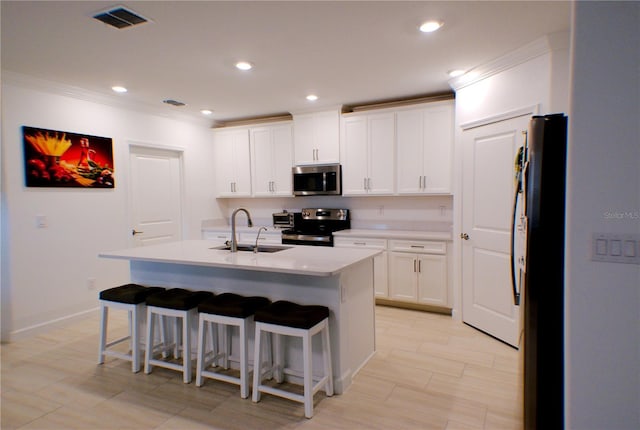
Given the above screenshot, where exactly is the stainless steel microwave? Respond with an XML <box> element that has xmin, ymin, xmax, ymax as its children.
<box><xmin>292</xmin><ymin>164</ymin><xmax>341</xmax><ymax>196</ymax></box>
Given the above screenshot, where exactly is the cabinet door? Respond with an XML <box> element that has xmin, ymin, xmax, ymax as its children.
<box><xmin>271</xmin><ymin>124</ymin><xmax>293</xmax><ymax>196</ymax></box>
<box><xmin>293</xmin><ymin>110</ymin><xmax>340</xmax><ymax>165</ymax></box>
<box><xmin>422</xmin><ymin>104</ymin><xmax>453</xmax><ymax>193</ymax></box>
<box><xmin>374</xmin><ymin>251</ymin><xmax>389</xmax><ymax>298</ymax></box>
<box><xmin>251</xmin><ymin>124</ymin><xmax>293</xmax><ymax>197</ymax></box>
<box><xmin>250</xmin><ymin>127</ymin><xmax>274</xmax><ymax>196</ymax></box>
<box><xmin>388</xmin><ymin>252</ymin><xmax>417</xmax><ymax>301</ymax></box>
<box><xmin>417</xmin><ymin>254</ymin><xmax>448</xmax><ymax>306</ymax></box>
<box><xmin>314</xmin><ymin>110</ymin><xmax>340</xmax><ymax>163</ymax></box>
<box><xmin>396</xmin><ymin>109</ymin><xmax>425</xmax><ymax>194</ymax></box>
<box><xmin>341</xmin><ymin>116</ymin><xmax>368</xmax><ymax>195</ymax></box>
<box><xmin>368</xmin><ymin>112</ymin><xmax>395</xmax><ymax>194</ymax></box>
<box><xmin>293</xmin><ymin>114</ymin><xmax>316</xmax><ymax>165</ymax></box>
<box><xmin>214</xmin><ymin>128</ymin><xmax>251</xmax><ymax>197</ymax></box>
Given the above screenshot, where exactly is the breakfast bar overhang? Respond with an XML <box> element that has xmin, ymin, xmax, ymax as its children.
<box><xmin>99</xmin><ymin>239</ymin><xmax>380</xmax><ymax>393</ymax></box>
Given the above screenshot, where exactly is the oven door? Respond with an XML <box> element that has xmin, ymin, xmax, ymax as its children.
<box><xmin>281</xmin><ymin>232</ymin><xmax>333</xmax><ymax>246</ymax></box>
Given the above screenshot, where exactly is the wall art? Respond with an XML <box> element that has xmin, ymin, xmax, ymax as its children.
<box><xmin>23</xmin><ymin>126</ymin><xmax>115</xmax><ymax>188</ymax></box>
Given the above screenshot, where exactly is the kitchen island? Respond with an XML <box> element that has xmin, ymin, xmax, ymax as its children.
<box><xmin>99</xmin><ymin>240</ymin><xmax>380</xmax><ymax>393</ymax></box>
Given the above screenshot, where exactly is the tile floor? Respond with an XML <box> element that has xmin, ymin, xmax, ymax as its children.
<box><xmin>1</xmin><ymin>306</ymin><xmax>522</xmax><ymax>429</ymax></box>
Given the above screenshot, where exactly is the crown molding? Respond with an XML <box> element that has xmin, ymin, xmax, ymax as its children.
<box><xmin>1</xmin><ymin>71</ymin><xmax>212</xmax><ymax>127</ymax></box>
<box><xmin>448</xmin><ymin>31</ymin><xmax>569</xmax><ymax>92</ymax></box>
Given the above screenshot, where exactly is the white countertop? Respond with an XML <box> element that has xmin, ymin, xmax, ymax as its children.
<box><xmin>99</xmin><ymin>240</ymin><xmax>380</xmax><ymax>277</ymax></box>
<box><xmin>333</xmin><ymin>229</ymin><xmax>452</xmax><ymax>241</ymax></box>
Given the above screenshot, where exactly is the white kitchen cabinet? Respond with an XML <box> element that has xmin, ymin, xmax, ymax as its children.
<box><xmin>388</xmin><ymin>239</ymin><xmax>448</xmax><ymax>307</ymax></box>
<box><xmin>341</xmin><ymin>112</ymin><xmax>395</xmax><ymax>195</ymax></box>
<box><xmin>396</xmin><ymin>101</ymin><xmax>454</xmax><ymax>194</ymax></box>
<box><xmin>250</xmin><ymin>122</ymin><xmax>293</xmax><ymax>197</ymax></box>
<box><xmin>334</xmin><ymin>236</ymin><xmax>388</xmax><ymax>297</ymax></box>
<box><xmin>213</xmin><ymin>128</ymin><xmax>252</xmax><ymax>197</ymax></box>
<box><xmin>293</xmin><ymin>109</ymin><xmax>340</xmax><ymax>165</ymax></box>
<box><xmin>203</xmin><ymin>229</ymin><xmax>231</xmax><ymax>241</ymax></box>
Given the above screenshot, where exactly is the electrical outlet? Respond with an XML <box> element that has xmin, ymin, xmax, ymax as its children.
<box><xmin>87</xmin><ymin>277</ymin><xmax>97</xmax><ymax>290</ymax></box>
<box><xmin>36</xmin><ymin>215</ymin><xmax>47</xmax><ymax>228</ymax></box>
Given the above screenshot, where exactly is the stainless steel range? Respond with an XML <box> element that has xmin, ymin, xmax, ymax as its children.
<box><xmin>281</xmin><ymin>208</ymin><xmax>350</xmax><ymax>247</ymax></box>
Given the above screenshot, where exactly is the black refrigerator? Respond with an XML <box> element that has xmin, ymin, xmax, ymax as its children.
<box><xmin>517</xmin><ymin>113</ymin><xmax>568</xmax><ymax>429</ymax></box>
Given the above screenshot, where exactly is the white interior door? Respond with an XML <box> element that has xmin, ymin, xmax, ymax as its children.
<box><xmin>460</xmin><ymin>115</ymin><xmax>530</xmax><ymax>347</ymax></box>
<box><xmin>129</xmin><ymin>145</ymin><xmax>183</xmax><ymax>247</ymax></box>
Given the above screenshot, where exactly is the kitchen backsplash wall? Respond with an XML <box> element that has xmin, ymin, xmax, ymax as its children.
<box><xmin>208</xmin><ymin>195</ymin><xmax>453</xmax><ymax>232</ymax></box>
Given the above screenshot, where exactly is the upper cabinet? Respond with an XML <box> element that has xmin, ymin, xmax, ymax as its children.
<box><xmin>250</xmin><ymin>122</ymin><xmax>293</xmax><ymax>197</ymax></box>
<box><xmin>341</xmin><ymin>111</ymin><xmax>395</xmax><ymax>195</ymax></box>
<box><xmin>396</xmin><ymin>100</ymin><xmax>454</xmax><ymax>194</ymax></box>
<box><xmin>213</xmin><ymin>127</ymin><xmax>252</xmax><ymax>197</ymax></box>
<box><xmin>293</xmin><ymin>109</ymin><xmax>340</xmax><ymax>165</ymax></box>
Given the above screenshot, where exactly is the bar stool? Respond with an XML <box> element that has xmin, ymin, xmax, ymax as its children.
<box><xmin>195</xmin><ymin>293</ymin><xmax>271</xmax><ymax>398</ymax></box>
<box><xmin>252</xmin><ymin>300</ymin><xmax>333</xmax><ymax>418</ymax></box>
<box><xmin>144</xmin><ymin>288</ymin><xmax>213</xmax><ymax>383</ymax></box>
<box><xmin>98</xmin><ymin>284</ymin><xmax>165</xmax><ymax>372</ymax></box>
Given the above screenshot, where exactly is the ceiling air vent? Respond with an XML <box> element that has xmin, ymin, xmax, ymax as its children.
<box><xmin>93</xmin><ymin>6</ymin><xmax>149</xmax><ymax>29</ymax></box>
<box><xmin>163</xmin><ymin>99</ymin><xmax>187</xmax><ymax>107</ymax></box>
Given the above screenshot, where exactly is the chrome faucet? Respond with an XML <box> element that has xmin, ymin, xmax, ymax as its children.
<box><xmin>230</xmin><ymin>208</ymin><xmax>253</xmax><ymax>252</ymax></box>
<box><xmin>254</xmin><ymin>226</ymin><xmax>268</xmax><ymax>253</ymax></box>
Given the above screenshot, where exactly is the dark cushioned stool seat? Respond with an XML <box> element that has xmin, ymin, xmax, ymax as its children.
<box><xmin>100</xmin><ymin>284</ymin><xmax>165</xmax><ymax>304</ymax></box>
<box><xmin>198</xmin><ymin>293</ymin><xmax>271</xmax><ymax>318</ymax></box>
<box><xmin>254</xmin><ymin>300</ymin><xmax>330</xmax><ymax>329</ymax></box>
<box><xmin>146</xmin><ymin>288</ymin><xmax>213</xmax><ymax>310</ymax></box>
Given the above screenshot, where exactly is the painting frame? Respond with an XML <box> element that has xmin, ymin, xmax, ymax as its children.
<box><xmin>23</xmin><ymin>126</ymin><xmax>115</xmax><ymax>188</ymax></box>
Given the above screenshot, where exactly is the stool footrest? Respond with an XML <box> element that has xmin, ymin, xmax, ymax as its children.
<box><xmin>104</xmin><ymin>335</ymin><xmax>131</xmax><ymax>349</ymax></box>
<box><xmin>148</xmin><ymin>358</ymin><xmax>188</xmax><ymax>373</ymax></box>
<box><xmin>102</xmin><ymin>350</ymin><xmax>134</xmax><ymax>361</ymax></box>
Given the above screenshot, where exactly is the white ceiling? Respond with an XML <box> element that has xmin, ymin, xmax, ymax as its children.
<box><xmin>1</xmin><ymin>1</ymin><xmax>571</xmax><ymax>125</ymax></box>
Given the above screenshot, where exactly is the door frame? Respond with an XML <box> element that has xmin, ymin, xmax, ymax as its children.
<box><xmin>127</xmin><ymin>141</ymin><xmax>186</xmax><ymax>246</ymax></box>
<box><xmin>451</xmin><ymin>105</ymin><xmax>539</xmax><ymax>322</ymax></box>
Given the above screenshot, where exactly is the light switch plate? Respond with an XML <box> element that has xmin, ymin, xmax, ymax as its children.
<box><xmin>592</xmin><ymin>233</ymin><xmax>640</xmax><ymax>264</ymax></box>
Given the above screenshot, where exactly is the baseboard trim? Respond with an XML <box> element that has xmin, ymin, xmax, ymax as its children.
<box><xmin>375</xmin><ymin>299</ymin><xmax>452</xmax><ymax>315</ymax></box>
<box><xmin>7</xmin><ymin>307</ymin><xmax>99</xmax><ymax>342</ymax></box>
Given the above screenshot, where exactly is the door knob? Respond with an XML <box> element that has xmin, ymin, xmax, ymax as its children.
<box><xmin>460</xmin><ymin>233</ymin><xmax>469</xmax><ymax>240</ymax></box>
<box><xmin>132</xmin><ymin>229</ymin><xmax>144</xmax><ymax>236</ymax></box>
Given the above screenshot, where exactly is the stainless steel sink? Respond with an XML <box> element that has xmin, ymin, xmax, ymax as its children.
<box><xmin>210</xmin><ymin>244</ymin><xmax>292</xmax><ymax>253</ymax></box>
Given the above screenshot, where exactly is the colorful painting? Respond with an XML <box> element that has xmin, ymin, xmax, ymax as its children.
<box><xmin>23</xmin><ymin>126</ymin><xmax>115</xmax><ymax>188</ymax></box>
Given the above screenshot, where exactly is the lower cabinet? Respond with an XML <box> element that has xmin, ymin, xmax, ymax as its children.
<box><xmin>334</xmin><ymin>237</ymin><xmax>388</xmax><ymax>298</ymax></box>
<box><xmin>388</xmin><ymin>239</ymin><xmax>449</xmax><ymax>307</ymax></box>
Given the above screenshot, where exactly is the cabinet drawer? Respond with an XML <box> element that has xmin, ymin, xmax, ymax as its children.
<box><xmin>203</xmin><ymin>230</ymin><xmax>231</xmax><ymax>241</ymax></box>
<box><xmin>334</xmin><ymin>237</ymin><xmax>387</xmax><ymax>250</ymax></box>
<box><xmin>239</xmin><ymin>232</ymin><xmax>282</xmax><ymax>244</ymax></box>
<box><xmin>388</xmin><ymin>239</ymin><xmax>445</xmax><ymax>254</ymax></box>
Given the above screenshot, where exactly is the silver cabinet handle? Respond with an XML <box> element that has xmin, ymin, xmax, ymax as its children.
<box><xmin>367</xmin><ymin>177</ymin><xmax>371</xmax><ymax>190</ymax></box>
<box><xmin>132</xmin><ymin>229</ymin><xmax>144</xmax><ymax>236</ymax></box>
<box><xmin>413</xmin><ymin>259</ymin><xmax>417</xmax><ymax>272</ymax></box>
<box><xmin>418</xmin><ymin>260</ymin><xmax>421</xmax><ymax>273</ymax></box>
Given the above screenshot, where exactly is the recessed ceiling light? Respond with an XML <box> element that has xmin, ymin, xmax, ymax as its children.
<box><xmin>111</xmin><ymin>86</ymin><xmax>127</xmax><ymax>93</ymax></box>
<box><xmin>306</xmin><ymin>94</ymin><xmax>318</xmax><ymax>101</ymax></box>
<box><xmin>201</xmin><ymin>109</ymin><xmax>213</xmax><ymax>115</ymax></box>
<box><xmin>419</xmin><ymin>20</ymin><xmax>443</xmax><ymax>33</ymax></box>
<box><xmin>235</xmin><ymin>61</ymin><xmax>253</xmax><ymax>71</ymax></box>
<box><xmin>448</xmin><ymin>70</ymin><xmax>465</xmax><ymax>78</ymax></box>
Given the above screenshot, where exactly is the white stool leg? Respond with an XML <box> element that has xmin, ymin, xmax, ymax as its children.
<box><xmin>195</xmin><ymin>314</ymin><xmax>206</xmax><ymax>387</ymax></box>
<box><xmin>98</xmin><ymin>303</ymin><xmax>108</xmax><ymax>364</ymax></box>
<box><xmin>274</xmin><ymin>333</ymin><xmax>284</xmax><ymax>383</ymax></box>
<box><xmin>252</xmin><ymin>324</ymin><xmax>263</xmax><ymax>403</ymax></box>
<box><xmin>131</xmin><ymin>303</ymin><xmax>143</xmax><ymax>373</ymax></box>
<box><xmin>182</xmin><ymin>310</ymin><xmax>193</xmax><ymax>383</ymax></box>
<box><xmin>302</xmin><ymin>330</ymin><xmax>313</xmax><ymax>418</ymax></box>
<box><xmin>322</xmin><ymin>323</ymin><xmax>333</xmax><ymax>396</ymax></box>
<box><xmin>144</xmin><ymin>307</ymin><xmax>155</xmax><ymax>374</ymax></box>
<box><xmin>239</xmin><ymin>319</ymin><xmax>249</xmax><ymax>398</ymax></box>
